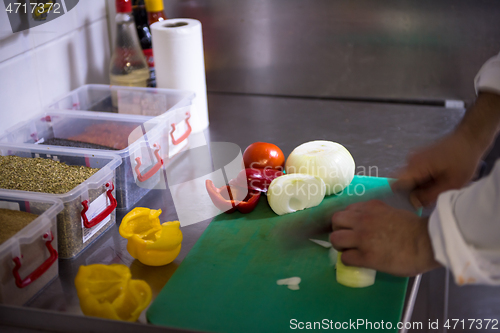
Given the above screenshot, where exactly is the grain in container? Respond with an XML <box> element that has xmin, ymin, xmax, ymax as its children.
<box><xmin>0</xmin><ymin>144</ymin><xmax>121</xmax><ymax>259</ymax></box>
<box><xmin>0</xmin><ymin>191</ymin><xmax>63</xmax><ymax>306</ymax></box>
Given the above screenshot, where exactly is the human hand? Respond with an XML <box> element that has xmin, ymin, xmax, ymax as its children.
<box><xmin>392</xmin><ymin>130</ymin><xmax>484</xmax><ymax>207</ymax></box>
<box><xmin>329</xmin><ymin>200</ymin><xmax>440</xmax><ymax>277</ymax></box>
<box><xmin>393</xmin><ymin>92</ymin><xmax>500</xmax><ymax>207</ymax></box>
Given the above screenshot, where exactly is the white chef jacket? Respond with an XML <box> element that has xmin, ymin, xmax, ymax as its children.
<box><xmin>429</xmin><ymin>52</ymin><xmax>500</xmax><ymax>285</ymax></box>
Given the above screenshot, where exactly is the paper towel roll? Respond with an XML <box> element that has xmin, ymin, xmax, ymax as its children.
<box><xmin>151</xmin><ymin>18</ymin><xmax>209</xmax><ymax>133</ymax></box>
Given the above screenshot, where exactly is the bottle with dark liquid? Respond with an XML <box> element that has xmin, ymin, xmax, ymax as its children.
<box><xmin>132</xmin><ymin>0</ymin><xmax>155</xmax><ymax>87</ymax></box>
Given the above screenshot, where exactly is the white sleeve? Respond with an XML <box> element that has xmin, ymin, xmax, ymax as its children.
<box><xmin>475</xmin><ymin>52</ymin><xmax>500</xmax><ymax>95</ymax></box>
<box><xmin>429</xmin><ymin>160</ymin><xmax>500</xmax><ymax>285</ymax></box>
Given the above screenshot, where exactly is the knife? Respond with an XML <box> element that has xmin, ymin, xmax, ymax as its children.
<box><xmin>276</xmin><ymin>187</ymin><xmax>419</xmax><ymax>248</ymax></box>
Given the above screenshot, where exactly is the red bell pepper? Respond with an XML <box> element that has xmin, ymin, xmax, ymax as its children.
<box><xmin>205</xmin><ymin>179</ymin><xmax>261</xmax><ymax>214</ymax></box>
<box><xmin>229</xmin><ymin>168</ymin><xmax>284</xmax><ymax>192</ymax></box>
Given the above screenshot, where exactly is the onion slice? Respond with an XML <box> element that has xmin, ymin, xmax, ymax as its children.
<box><xmin>277</xmin><ymin>277</ymin><xmax>301</xmax><ymax>285</ymax></box>
<box><xmin>267</xmin><ymin>174</ymin><xmax>326</xmax><ymax>216</ymax></box>
<box><xmin>277</xmin><ymin>277</ymin><xmax>301</xmax><ymax>291</ymax></box>
<box><xmin>336</xmin><ymin>252</ymin><xmax>376</xmax><ymax>288</ymax></box>
<box><xmin>329</xmin><ymin>248</ymin><xmax>338</xmax><ymax>266</ymax></box>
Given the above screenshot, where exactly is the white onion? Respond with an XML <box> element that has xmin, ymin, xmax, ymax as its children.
<box><xmin>267</xmin><ymin>174</ymin><xmax>326</xmax><ymax>216</ymax></box>
<box><xmin>285</xmin><ymin>141</ymin><xmax>355</xmax><ymax>195</ymax></box>
<box><xmin>336</xmin><ymin>252</ymin><xmax>376</xmax><ymax>288</ymax></box>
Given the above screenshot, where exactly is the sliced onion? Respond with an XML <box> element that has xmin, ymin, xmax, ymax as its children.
<box><xmin>267</xmin><ymin>174</ymin><xmax>326</xmax><ymax>215</ymax></box>
<box><xmin>336</xmin><ymin>252</ymin><xmax>376</xmax><ymax>288</ymax></box>
<box><xmin>285</xmin><ymin>141</ymin><xmax>355</xmax><ymax>195</ymax></box>
<box><xmin>329</xmin><ymin>247</ymin><xmax>338</xmax><ymax>266</ymax></box>
<box><xmin>276</xmin><ymin>277</ymin><xmax>301</xmax><ymax>285</ymax></box>
<box><xmin>277</xmin><ymin>277</ymin><xmax>301</xmax><ymax>290</ymax></box>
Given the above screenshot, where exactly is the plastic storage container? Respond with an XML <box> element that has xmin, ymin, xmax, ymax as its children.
<box><xmin>0</xmin><ymin>191</ymin><xmax>63</xmax><ymax>306</ymax></box>
<box><xmin>0</xmin><ymin>108</ymin><xmax>191</xmax><ymax>210</ymax></box>
<box><xmin>47</xmin><ymin>84</ymin><xmax>195</xmax><ymax>161</ymax></box>
<box><xmin>1</xmin><ymin>85</ymin><xmax>195</xmax><ymax>210</ymax></box>
<box><xmin>0</xmin><ymin>144</ymin><xmax>121</xmax><ymax>259</ymax></box>
<box><xmin>47</xmin><ymin>84</ymin><xmax>194</xmax><ymax>115</ymax></box>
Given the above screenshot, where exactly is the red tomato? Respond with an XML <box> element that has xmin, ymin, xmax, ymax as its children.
<box><xmin>243</xmin><ymin>142</ymin><xmax>285</xmax><ymax>170</ymax></box>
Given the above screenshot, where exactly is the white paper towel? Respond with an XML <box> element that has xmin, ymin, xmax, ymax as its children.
<box><xmin>151</xmin><ymin>18</ymin><xmax>209</xmax><ymax>133</ymax></box>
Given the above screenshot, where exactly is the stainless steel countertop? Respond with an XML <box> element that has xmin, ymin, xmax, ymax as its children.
<box><xmin>0</xmin><ymin>93</ymin><xmax>465</xmax><ymax>332</ymax></box>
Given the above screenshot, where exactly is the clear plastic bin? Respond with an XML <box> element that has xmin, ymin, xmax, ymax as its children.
<box><xmin>47</xmin><ymin>84</ymin><xmax>194</xmax><ymax>117</ymax></box>
<box><xmin>0</xmin><ymin>144</ymin><xmax>121</xmax><ymax>259</ymax></box>
<box><xmin>48</xmin><ymin>84</ymin><xmax>195</xmax><ymax>160</ymax></box>
<box><xmin>0</xmin><ymin>191</ymin><xmax>63</xmax><ymax>306</ymax></box>
<box><xmin>48</xmin><ymin>84</ymin><xmax>195</xmax><ymax>159</ymax></box>
<box><xmin>0</xmin><ymin>108</ymin><xmax>192</xmax><ymax>210</ymax></box>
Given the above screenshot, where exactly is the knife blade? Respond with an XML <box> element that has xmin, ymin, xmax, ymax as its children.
<box><xmin>275</xmin><ymin>187</ymin><xmax>419</xmax><ymax>248</ymax></box>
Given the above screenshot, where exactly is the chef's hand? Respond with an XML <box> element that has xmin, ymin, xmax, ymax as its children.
<box><xmin>392</xmin><ymin>92</ymin><xmax>500</xmax><ymax>208</ymax></box>
<box><xmin>329</xmin><ymin>200</ymin><xmax>441</xmax><ymax>277</ymax></box>
<box><xmin>391</xmin><ymin>131</ymin><xmax>483</xmax><ymax>207</ymax></box>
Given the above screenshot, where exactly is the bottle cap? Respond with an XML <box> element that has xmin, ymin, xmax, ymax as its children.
<box><xmin>145</xmin><ymin>0</ymin><xmax>164</xmax><ymax>13</ymax></box>
<box><xmin>116</xmin><ymin>0</ymin><xmax>132</xmax><ymax>13</ymax></box>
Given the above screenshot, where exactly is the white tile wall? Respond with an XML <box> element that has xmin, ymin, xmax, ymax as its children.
<box><xmin>33</xmin><ymin>18</ymin><xmax>110</xmax><ymax>107</ymax></box>
<box><xmin>72</xmin><ymin>0</ymin><xmax>107</xmax><ymax>30</ymax></box>
<box><xmin>0</xmin><ymin>7</ymin><xmax>35</xmax><ymax>63</ymax></box>
<box><xmin>0</xmin><ymin>51</ymin><xmax>42</xmax><ymax>132</ymax></box>
<box><xmin>0</xmin><ymin>0</ymin><xmax>111</xmax><ymax>134</ymax></box>
<box><xmin>0</xmin><ymin>32</ymin><xmax>35</xmax><ymax>64</ymax></box>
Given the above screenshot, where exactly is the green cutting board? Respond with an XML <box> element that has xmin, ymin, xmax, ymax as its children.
<box><xmin>148</xmin><ymin>176</ymin><xmax>409</xmax><ymax>332</ymax></box>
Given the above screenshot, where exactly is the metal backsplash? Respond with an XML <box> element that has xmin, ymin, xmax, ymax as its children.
<box><xmin>165</xmin><ymin>0</ymin><xmax>500</xmax><ymax>104</ymax></box>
